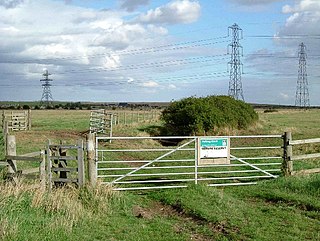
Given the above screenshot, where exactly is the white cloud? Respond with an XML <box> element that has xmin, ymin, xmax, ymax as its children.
<box><xmin>282</xmin><ymin>0</ymin><xmax>320</xmax><ymax>13</ymax></box>
<box><xmin>137</xmin><ymin>0</ymin><xmax>201</xmax><ymax>25</ymax></box>
<box><xmin>92</xmin><ymin>23</ymin><xmax>147</xmax><ymax>50</ymax></box>
<box><xmin>168</xmin><ymin>84</ymin><xmax>177</xmax><ymax>89</ymax></box>
<box><xmin>280</xmin><ymin>92</ymin><xmax>289</xmax><ymax>99</ymax></box>
<box><xmin>141</xmin><ymin>81</ymin><xmax>159</xmax><ymax>87</ymax></box>
<box><xmin>103</xmin><ymin>54</ymin><xmax>121</xmax><ymax>68</ymax></box>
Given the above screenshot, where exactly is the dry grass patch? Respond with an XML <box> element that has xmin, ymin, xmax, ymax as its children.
<box><xmin>0</xmin><ymin>218</ymin><xmax>18</xmax><ymax>240</ymax></box>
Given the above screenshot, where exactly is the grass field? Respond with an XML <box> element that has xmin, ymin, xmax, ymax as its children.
<box><xmin>0</xmin><ymin>108</ymin><xmax>320</xmax><ymax>240</ymax></box>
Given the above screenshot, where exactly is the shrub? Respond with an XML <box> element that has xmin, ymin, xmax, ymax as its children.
<box><xmin>161</xmin><ymin>95</ymin><xmax>258</xmax><ymax>136</ymax></box>
<box><xmin>264</xmin><ymin>108</ymin><xmax>278</xmax><ymax>113</ymax></box>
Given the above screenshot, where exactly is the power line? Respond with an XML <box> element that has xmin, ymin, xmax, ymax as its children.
<box><xmin>245</xmin><ymin>34</ymin><xmax>320</xmax><ymax>39</ymax></box>
<box><xmin>0</xmin><ymin>37</ymin><xmax>229</xmax><ymax>64</ymax></box>
<box><xmin>54</xmin><ymin>55</ymin><xmax>229</xmax><ymax>74</ymax></box>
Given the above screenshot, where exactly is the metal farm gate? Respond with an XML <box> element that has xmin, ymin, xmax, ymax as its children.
<box><xmin>96</xmin><ymin>135</ymin><xmax>283</xmax><ymax>191</ymax></box>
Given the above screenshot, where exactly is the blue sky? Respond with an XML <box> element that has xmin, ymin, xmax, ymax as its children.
<box><xmin>0</xmin><ymin>0</ymin><xmax>319</xmax><ymax>105</ymax></box>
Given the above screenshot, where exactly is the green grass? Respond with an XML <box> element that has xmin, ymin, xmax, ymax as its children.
<box><xmin>258</xmin><ymin>109</ymin><xmax>320</xmax><ymax>138</ymax></box>
<box><xmin>148</xmin><ymin>176</ymin><xmax>320</xmax><ymax>240</ymax></box>
<box><xmin>1</xmin><ymin>108</ymin><xmax>320</xmax><ymax>240</ymax></box>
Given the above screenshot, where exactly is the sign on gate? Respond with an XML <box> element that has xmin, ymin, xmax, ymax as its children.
<box><xmin>198</xmin><ymin>137</ymin><xmax>230</xmax><ymax>165</ymax></box>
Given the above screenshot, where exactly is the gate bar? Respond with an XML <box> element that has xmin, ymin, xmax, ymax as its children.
<box><xmin>230</xmin><ymin>155</ymin><xmax>277</xmax><ymax>178</ymax></box>
<box><xmin>97</xmin><ymin>135</ymin><xmax>282</xmax><ymax>141</ymax></box>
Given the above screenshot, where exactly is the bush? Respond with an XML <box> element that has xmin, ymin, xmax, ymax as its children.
<box><xmin>161</xmin><ymin>95</ymin><xmax>258</xmax><ymax>136</ymax></box>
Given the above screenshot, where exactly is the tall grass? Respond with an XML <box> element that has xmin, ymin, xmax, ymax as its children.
<box><xmin>0</xmin><ymin>180</ymin><xmax>120</xmax><ymax>240</ymax></box>
<box><xmin>0</xmin><ymin>132</ymin><xmax>4</xmax><ymax>160</ymax></box>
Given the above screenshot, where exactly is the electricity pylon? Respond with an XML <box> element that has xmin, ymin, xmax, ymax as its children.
<box><xmin>40</xmin><ymin>70</ymin><xmax>53</xmax><ymax>107</ymax></box>
<box><xmin>228</xmin><ymin>23</ymin><xmax>244</xmax><ymax>101</ymax></box>
<box><xmin>295</xmin><ymin>42</ymin><xmax>310</xmax><ymax>108</ymax></box>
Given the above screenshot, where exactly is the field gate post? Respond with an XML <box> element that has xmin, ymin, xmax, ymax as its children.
<box><xmin>282</xmin><ymin>131</ymin><xmax>293</xmax><ymax>176</ymax></box>
<box><xmin>87</xmin><ymin>133</ymin><xmax>97</xmax><ymax>187</ymax></box>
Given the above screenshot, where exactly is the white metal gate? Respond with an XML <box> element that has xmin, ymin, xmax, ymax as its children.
<box><xmin>96</xmin><ymin>135</ymin><xmax>283</xmax><ymax>190</ymax></box>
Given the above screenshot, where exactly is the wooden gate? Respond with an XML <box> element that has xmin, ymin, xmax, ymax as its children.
<box><xmin>89</xmin><ymin>109</ymin><xmax>113</xmax><ymax>136</ymax></box>
<box><xmin>2</xmin><ymin>110</ymin><xmax>31</xmax><ymax>131</ymax></box>
<box><xmin>47</xmin><ymin>140</ymin><xmax>85</xmax><ymax>189</ymax></box>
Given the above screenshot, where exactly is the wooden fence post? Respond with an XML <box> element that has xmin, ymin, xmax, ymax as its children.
<box><xmin>39</xmin><ymin>150</ymin><xmax>46</xmax><ymax>190</ymax></box>
<box><xmin>6</xmin><ymin>135</ymin><xmax>17</xmax><ymax>179</ymax></box>
<box><xmin>77</xmin><ymin>140</ymin><xmax>85</xmax><ymax>187</ymax></box>
<box><xmin>87</xmin><ymin>133</ymin><xmax>97</xmax><ymax>187</ymax></box>
<box><xmin>282</xmin><ymin>131</ymin><xmax>293</xmax><ymax>176</ymax></box>
<box><xmin>2</xmin><ymin>110</ymin><xmax>5</xmax><ymax>129</ymax></box>
<box><xmin>47</xmin><ymin>140</ymin><xmax>53</xmax><ymax>191</ymax></box>
<box><xmin>28</xmin><ymin>109</ymin><xmax>31</xmax><ymax>130</ymax></box>
<box><xmin>3</xmin><ymin>120</ymin><xmax>8</xmax><ymax>152</ymax></box>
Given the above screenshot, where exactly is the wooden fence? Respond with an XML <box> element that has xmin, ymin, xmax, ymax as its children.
<box><xmin>0</xmin><ymin>135</ymin><xmax>46</xmax><ymax>189</ymax></box>
<box><xmin>111</xmin><ymin>110</ymin><xmax>160</xmax><ymax>125</ymax></box>
<box><xmin>283</xmin><ymin>131</ymin><xmax>320</xmax><ymax>176</ymax></box>
<box><xmin>0</xmin><ymin>135</ymin><xmax>85</xmax><ymax>189</ymax></box>
<box><xmin>2</xmin><ymin>110</ymin><xmax>31</xmax><ymax>131</ymax></box>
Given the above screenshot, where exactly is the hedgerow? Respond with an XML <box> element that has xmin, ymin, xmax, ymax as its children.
<box><xmin>161</xmin><ymin>95</ymin><xmax>258</xmax><ymax>136</ymax></box>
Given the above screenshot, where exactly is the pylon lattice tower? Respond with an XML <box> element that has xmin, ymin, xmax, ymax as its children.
<box><xmin>40</xmin><ymin>70</ymin><xmax>53</xmax><ymax>106</ymax></box>
<box><xmin>228</xmin><ymin>23</ymin><xmax>244</xmax><ymax>101</ymax></box>
<box><xmin>295</xmin><ymin>42</ymin><xmax>310</xmax><ymax>108</ymax></box>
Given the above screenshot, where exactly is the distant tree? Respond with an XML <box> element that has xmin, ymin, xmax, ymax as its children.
<box><xmin>22</xmin><ymin>105</ymin><xmax>30</xmax><ymax>110</ymax></box>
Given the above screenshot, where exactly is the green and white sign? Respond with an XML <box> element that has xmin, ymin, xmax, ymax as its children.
<box><xmin>198</xmin><ymin>137</ymin><xmax>230</xmax><ymax>165</ymax></box>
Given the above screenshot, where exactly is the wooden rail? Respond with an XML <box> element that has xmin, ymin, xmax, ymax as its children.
<box><xmin>283</xmin><ymin>132</ymin><xmax>320</xmax><ymax>176</ymax></box>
